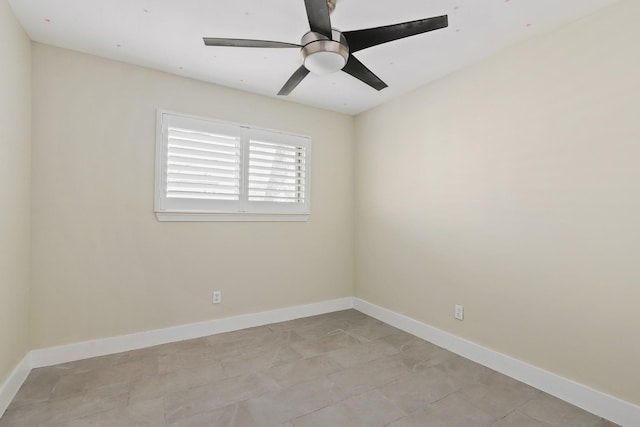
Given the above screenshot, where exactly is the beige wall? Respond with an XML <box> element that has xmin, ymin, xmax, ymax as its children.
<box><xmin>30</xmin><ymin>44</ymin><xmax>354</xmax><ymax>349</ymax></box>
<box><xmin>0</xmin><ymin>0</ymin><xmax>31</xmax><ymax>384</ymax></box>
<box><xmin>8</xmin><ymin>0</ymin><xmax>638</xmax><ymax>409</ymax></box>
<box><xmin>354</xmin><ymin>0</ymin><xmax>640</xmax><ymax>406</ymax></box>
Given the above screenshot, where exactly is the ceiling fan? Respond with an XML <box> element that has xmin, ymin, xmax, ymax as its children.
<box><xmin>203</xmin><ymin>0</ymin><xmax>448</xmax><ymax>96</ymax></box>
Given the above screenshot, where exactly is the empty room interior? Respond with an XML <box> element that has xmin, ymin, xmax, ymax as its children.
<box><xmin>1</xmin><ymin>0</ymin><xmax>639</xmax><ymax>425</ymax></box>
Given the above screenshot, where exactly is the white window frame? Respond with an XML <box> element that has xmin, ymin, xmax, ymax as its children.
<box><xmin>154</xmin><ymin>110</ymin><xmax>311</xmax><ymax>222</ymax></box>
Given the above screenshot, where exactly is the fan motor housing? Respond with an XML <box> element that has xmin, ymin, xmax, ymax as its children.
<box><xmin>301</xmin><ymin>30</ymin><xmax>349</xmax><ymax>74</ymax></box>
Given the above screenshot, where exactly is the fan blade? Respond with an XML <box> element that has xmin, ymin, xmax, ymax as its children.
<box><xmin>343</xmin><ymin>15</ymin><xmax>448</xmax><ymax>53</ymax></box>
<box><xmin>304</xmin><ymin>0</ymin><xmax>332</xmax><ymax>38</ymax></box>
<box><xmin>278</xmin><ymin>66</ymin><xmax>310</xmax><ymax>96</ymax></box>
<box><xmin>342</xmin><ymin>55</ymin><xmax>388</xmax><ymax>91</ymax></box>
<box><xmin>203</xmin><ymin>38</ymin><xmax>301</xmax><ymax>48</ymax></box>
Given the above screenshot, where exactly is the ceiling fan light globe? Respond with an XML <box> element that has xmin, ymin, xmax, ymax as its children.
<box><xmin>304</xmin><ymin>51</ymin><xmax>347</xmax><ymax>75</ymax></box>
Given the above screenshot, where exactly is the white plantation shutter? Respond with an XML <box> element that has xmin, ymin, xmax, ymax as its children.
<box><xmin>246</xmin><ymin>130</ymin><xmax>310</xmax><ymax>213</ymax></box>
<box><xmin>166</xmin><ymin>127</ymin><xmax>241</xmax><ymax>201</ymax></box>
<box><xmin>155</xmin><ymin>111</ymin><xmax>311</xmax><ymax>220</ymax></box>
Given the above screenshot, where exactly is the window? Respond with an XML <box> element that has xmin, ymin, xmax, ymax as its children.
<box><xmin>155</xmin><ymin>111</ymin><xmax>311</xmax><ymax>221</ymax></box>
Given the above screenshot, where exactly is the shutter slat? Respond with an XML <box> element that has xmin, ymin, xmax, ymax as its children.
<box><xmin>168</xmin><ymin>183</ymin><xmax>239</xmax><ymax>194</ymax></box>
<box><xmin>169</xmin><ymin>136</ymin><xmax>240</xmax><ymax>152</ymax></box>
<box><xmin>169</xmin><ymin>147</ymin><xmax>239</xmax><ymax>163</ymax></box>
<box><xmin>168</xmin><ymin>157</ymin><xmax>240</xmax><ymax>171</ymax></box>
<box><xmin>168</xmin><ymin>173</ymin><xmax>238</xmax><ymax>186</ymax></box>
<box><xmin>248</xmin><ymin>168</ymin><xmax>300</xmax><ymax>178</ymax></box>
<box><xmin>249</xmin><ymin>183</ymin><xmax>299</xmax><ymax>191</ymax></box>
<box><xmin>168</xmin><ymin>180</ymin><xmax>239</xmax><ymax>189</ymax></box>
<box><xmin>169</xmin><ymin>135</ymin><xmax>240</xmax><ymax>150</ymax></box>
<box><xmin>169</xmin><ymin>128</ymin><xmax>240</xmax><ymax>145</ymax></box>
<box><xmin>249</xmin><ymin>159</ymin><xmax>306</xmax><ymax>170</ymax></box>
<box><xmin>248</xmin><ymin>198</ymin><xmax>297</xmax><ymax>203</ymax></box>
<box><xmin>248</xmin><ymin>192</ymin><xmax>302</xmax><ymax>200</ymax></box>
<box><xmin>249</xmin><ymin>175</ymin><xmax>304</xmax><ymax>184</ymax></box>
<box><xmin>250</xmin><ymin>147</ymin><xmax>305</xmax><ymax>157</ymax></box>
<box><xmin>168</xmin><ymin>141</ymin><xmax>240</xmax><ymax>157</ymax></box>
<box><xmin>168</xmin><ymin>165</ymin><xmax>239</xmax><ymax>178</ymax></box>
<box><xmin>167</xmin><ymin>191</ymin><xmax>239</xmax><ymax>201</ymax></box>
<box><xmin>250</xmin><ymin>140</ymin><xmax>305</xmax><ymax>154</ymax></box>
<box><xmin>251</xmin><ymin>153</ymin><xmax>304</xmax><ymax>163</ymax></box>
<box><xmin>249</xmin><ymin>193</ymin><xmax>301</xmax><ymax>200</ymax></box>
<box><xmin>250</xmin><ymin>150</ymin><xmax>305</xmax><ymax>160</ymax></box>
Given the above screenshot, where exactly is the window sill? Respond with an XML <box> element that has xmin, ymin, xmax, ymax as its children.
<box><xmin>155</xmin><ymin>212</ymin><xmax>309</xmax><ymax>222</ymax></box>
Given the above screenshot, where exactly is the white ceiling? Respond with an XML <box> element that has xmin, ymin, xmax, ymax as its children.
<box><xmin>9</xmin><ymin>0</ymin><xmax>621</xmax><ymax>115</ymax></box>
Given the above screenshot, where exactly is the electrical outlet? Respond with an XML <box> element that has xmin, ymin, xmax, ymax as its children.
<box><xmin>455</xmin><ymin>304</ymin><xmax>464</xmax><ymax>321</ymax></box>
<box><xmin>213</xmin><ymin>291</ymin><xmax>222</xmax><ymax>304</ymax></box>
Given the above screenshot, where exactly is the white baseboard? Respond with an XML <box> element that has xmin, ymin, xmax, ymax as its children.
<box><xmin>31</xmin><ymin>297</ymin><xmax>354</xmax><ymax>368</ymax></box>
<box><xmin>0</xmin><ymin>353</ymin><xmax>31</xmax><ymax>418</ymax></box>
<box><xmin>5</xmin><ymin>297</ymin><xmax>638</xmax><ymax>426</ymax></box>
<box><xmin>354</xmin><ymin>298</ymin><xmax>640</xmax><ymax>427</ymax></box>
<box><xmin>2</xmin><ymin>297</ymin><xmax>353</xmax><ymax>418</ymax></box>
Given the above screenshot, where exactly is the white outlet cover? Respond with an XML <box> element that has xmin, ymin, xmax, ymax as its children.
<box><xmin>455</xmin><ymin>305</ymin><xmax>464</xmax><ymax>321</ymax></box>
<box><xmin>213</xmin><ymin>291</ymin><xmax>222</xmax><ymax>304</ymax></box>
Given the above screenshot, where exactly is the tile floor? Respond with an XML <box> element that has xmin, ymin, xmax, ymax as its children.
<box><xmin>0</xmin><ymin>310</ymin><xmax>620</xmax><ymax>426</ymax></box>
